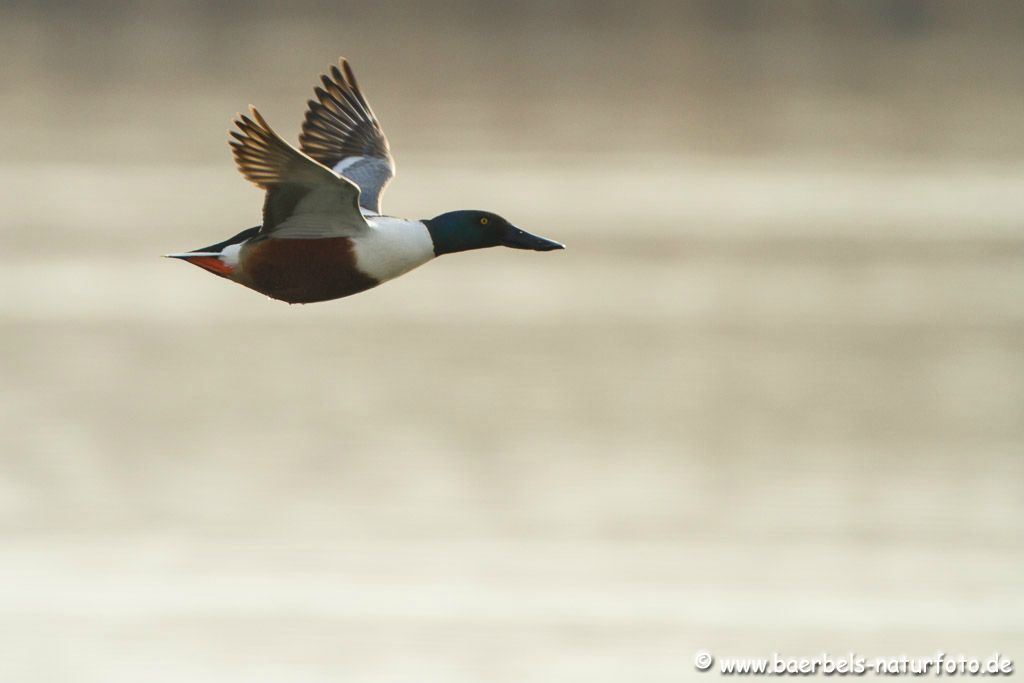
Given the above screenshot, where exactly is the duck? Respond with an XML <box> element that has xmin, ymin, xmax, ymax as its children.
<box><xmin>166</xmin><ymin>58</ymin><xmax>564</xmax><ymax>304</ymax></box>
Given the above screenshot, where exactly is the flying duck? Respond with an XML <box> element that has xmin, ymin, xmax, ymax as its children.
<box><xmin>166</xmin><ymin>58</ymin><xmax>564</xmax><ymax>304</ymax></box>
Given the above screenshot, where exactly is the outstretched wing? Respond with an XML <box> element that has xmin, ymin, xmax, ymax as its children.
<box><xmin>299</xmin><ymin>58</ymin><xmax>395</xmax><ymax>214</ymax></box>
<box><xmin>230</xmin><ymin>107</ymin><xmax>369</xmax><ymax>238</ymax></box>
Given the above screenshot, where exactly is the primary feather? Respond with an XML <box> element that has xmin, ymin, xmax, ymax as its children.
<box><xmin>299</xmin><ymin>58</ymin><xmax>395</xmax><ymax>214</ymax></box>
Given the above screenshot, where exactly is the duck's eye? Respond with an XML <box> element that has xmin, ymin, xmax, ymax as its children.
<box><xmin>479</xmin><ymin>217</ymin><xmax>489</xmax><ymax>225</ymax></box>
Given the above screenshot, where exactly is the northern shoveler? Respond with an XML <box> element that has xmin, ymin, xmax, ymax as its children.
<box><xmin>167</xmin><ymin>58</ymin><xmax>564</xmax><ymax>304</ymax></box>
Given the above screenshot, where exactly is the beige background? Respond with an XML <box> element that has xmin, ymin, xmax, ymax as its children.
<box><xmin>1</xmin><ymin>1</ymin><xmax>1022</xmax><ymax>681</ymax></box>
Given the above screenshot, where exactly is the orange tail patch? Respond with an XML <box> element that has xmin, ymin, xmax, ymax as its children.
<box><xmin>185</xmin><ymin>255</ymin><xmax>234</xmax><ymax>276</ymax></box>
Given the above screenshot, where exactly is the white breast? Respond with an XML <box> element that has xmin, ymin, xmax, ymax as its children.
<box><xmin>352</xmin><ymin>216</ymin><xmax>436</xmax><ymax>283</ymax></box>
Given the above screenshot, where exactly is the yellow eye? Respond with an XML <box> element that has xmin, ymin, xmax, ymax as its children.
<box><xmin>480</xmin><ymin>217</ymin><xmax>489</xmax><ymax>225</ymax></box>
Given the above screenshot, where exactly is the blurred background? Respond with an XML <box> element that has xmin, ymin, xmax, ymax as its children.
<box><xmin>1</xmin><ymin>1</ymin><xmax>1022</xmax><ymax>681</ymax></box>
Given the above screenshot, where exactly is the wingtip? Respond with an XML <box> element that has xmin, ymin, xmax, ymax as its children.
<box><xmin>230</xmin><ymin>106</ymin><xmax>272</xmax><ymax>137</ymax></box>
<box><xmin>229</xmin><ymin>110</ymin><xmax>252</xmax><ymax>135</ymax></box>
<box><xmin>329</xmin><ymin>65</ymin><xmax>345</xmax><ymax>86</ymax></box>
<box><xmin>341</xmin><ymin>59</ymin><xmax>358</xmax><ymax>87</ymax></box>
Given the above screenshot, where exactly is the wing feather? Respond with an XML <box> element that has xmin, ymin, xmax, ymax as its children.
<box><xmin>229</xmin><ymin>106</ymin><xmax>368</xmax><ymax>237</ymax></box>
<box><xmin>299</xmin><ymin>58</ymin><xmax>395</xmax><ymax>213</ymax></box>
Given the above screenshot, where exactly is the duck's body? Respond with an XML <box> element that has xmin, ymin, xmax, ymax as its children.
<box><xmin>168</xmin><ymin>59</ymin><xmax>563</xmax><ymax>304</ymax></box>
<box><xmin>198</xmin><ymin>213</ymin><xmax>434</xmax><ymax>304</ymax></box>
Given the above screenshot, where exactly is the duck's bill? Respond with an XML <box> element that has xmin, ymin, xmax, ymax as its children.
<box><xmin>502</xmin><ymin>226</ymin><xmax>565</xmax><ymax>251</ymax></box>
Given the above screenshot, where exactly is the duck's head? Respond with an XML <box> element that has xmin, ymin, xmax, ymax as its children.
<box><xmin>423</xmin><ymin>210</ymin><xmax>564</xmax><ymax>256</ymax></box>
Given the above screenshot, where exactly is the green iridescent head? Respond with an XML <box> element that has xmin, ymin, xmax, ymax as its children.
<box><xmin>423</xmin><ymin>210</ymin><xmax>564</xmax><ymax>256</ymax></box>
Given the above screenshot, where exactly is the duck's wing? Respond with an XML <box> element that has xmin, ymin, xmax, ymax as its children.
<box><xmin>298</xmin><ymin>58</ymin><xmax>395</xmax><ymax>215</ymax></box>
<box><xmin>230</xmin><ymin>107</ymin><xmax>369</xmax><ymax>238</ymax></box>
